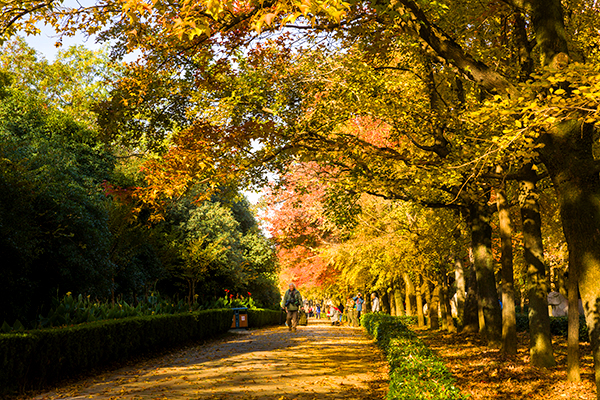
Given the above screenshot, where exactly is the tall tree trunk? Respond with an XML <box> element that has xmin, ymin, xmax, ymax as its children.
<box><xmin>539</xmin><ymin>120</ymin><xmax>600</xmax><ymax>386</ymax></box>
<box><xmin>558</xmin><ymin>263</ymin><xmax>568</xmax><ymax>300</ymax></box>
<box><xmin>389</xmin><ymin>287</ymin><xmax>396</xmax><ymax>316</ymax></box>
<box><xmin>463</xmin><ymin>262</ymin><xmax>480</xmax><ymax>333</ymax></box>
<box><xmin>455</xmin><ymin>255</ymin><xmax>467</xmax><ymax>330</ymax></box>
<box><xmin>423</xmin><ymin>279</ymin><xmax>432</xmax><ymax>328</ymax></box>
<box><xmin>403</xmin><ymin>272</ymin><xmax>416</xmax><ymax>316</ymax></box>
<box><xmin>441</xmin><ymin>273</ymin><xmax>456</xmax><ymax>332</ymax></box>
<box><xmin>440</xmin><ymin>277</ymin><xmax>448</xmax><ymax>331</ymax></box>
<box><xmin>469</xmin><ymin>195</ymin><xmax>502</xmax><ymax>347</ymax></box>
<box><xmin>519</xmin><ymin>164</ymin><xmax>556</xmax><ymax>367</ymax></box>
<box><xmin>520</xmin><ymin>285</ymin><xmax>527</xmax><ymax>314</ymax></box>
<box><xmin>568</xmin><ymin>260</ymin><xmax>581</xmax><ymax>382</ymax></box>
<box><xmin>430</xmin><ymin>284</ymin><xmax>440</xmax><ymax>330</ymax></box>
<box><xmin>416</xmin><ymin>275</ymin><xmax>425</xmax><ymax>327</ymax></box>
<box><xmin>394</xmin><ymin>288</ymin><xmax>404</xmax><ymax>316</ymax></box>
<box><xmin>496</xmin><ymin>171</ymin><xmax>517</xmax><ymax>357</ymax></box>
<box><xmin>381</xmin><ymin>289</ymin><xmax>391</xmax><ymax>315</ymax></box>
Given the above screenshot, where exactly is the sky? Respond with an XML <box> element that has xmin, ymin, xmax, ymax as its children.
<box><xmin>25</xmin><ymin>29</ymin><xmax>101</xmax><ymax>61</ymax></box>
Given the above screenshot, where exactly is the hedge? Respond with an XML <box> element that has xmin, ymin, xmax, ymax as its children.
<box><xmin>515</xmin><ymin>314</ymin><xmax>589</xmax><ymax>341</ymax></box>
<box><xmin>247</xmin><ymin>308</ymin><xmax>282</xmax><ymax>328</ymax></box>
<box><xmin>362</xmin><ymin>313</ymin><xmax>467</xmax><ymax>400</ymax></box>
<box><xmin>0</xmin><ymin>309</ymin><xmax>233</xmax><ymax>397</ymax></box>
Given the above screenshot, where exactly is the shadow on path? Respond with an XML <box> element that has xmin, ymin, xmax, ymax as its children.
<box><xmin>30</xmin><ymin>319</ymin><xmax>388</xmax><ymax>400</ymax></box>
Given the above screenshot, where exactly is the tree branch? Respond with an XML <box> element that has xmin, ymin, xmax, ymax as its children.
<box><xmin>395</xmin><ymin>0</ymin><xmax>517</xmax><ymax>97</ymax></box>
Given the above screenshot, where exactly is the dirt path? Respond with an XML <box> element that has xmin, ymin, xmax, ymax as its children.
<box><xmin>30</xmin><ymin>319</ymin><xmax>388</xmax><ymax>400</ymax></box>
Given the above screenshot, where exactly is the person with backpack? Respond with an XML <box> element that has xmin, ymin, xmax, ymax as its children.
<box><xmin>353</xmin><ymin>293</ymin><xmax>364</xmax><ymax>321</ymax></box>
<box><xmin>281</xmin><ymin>283</ymin><xmax>303</xmax><ymax>331</ymax></box>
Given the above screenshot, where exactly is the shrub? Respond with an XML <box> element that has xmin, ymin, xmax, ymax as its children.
<box><xmin>362</xmin><ymin>313</ymin><xmax>468</xmax><ymax>400</ymax></box>
<box><xmin>515</xmin><ymin>314</ymin><xmax>589</xmax><ymax>342</ymax></box>
<box><xmin>247</xmin><ymin>309</ymin><xmax>281</xmax><ymax>328</ymax></box>
<box><xmin>0</xmin><ymin>309</ymin><xmax>232</xmax><ymax>397</ymax></box>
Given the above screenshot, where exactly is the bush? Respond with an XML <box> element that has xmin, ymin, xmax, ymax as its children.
<box><xmin>247</xmin><ymin>308</ymin><xmax>281</xmax><ymax>328</ymax></box>
<box><xmin>515</xmin><ymin>314</ymin><xmax>589</xmax><ymax>342</ymax></box>
<box><xmin>0</xmin><ymin>309</ymin><xmax>232</xmax><ymax>397</ymax></box>
<box><xmin>362</xmin><ymin>313</ymin><xmax>468</xmax><ymax>400</ymax></box>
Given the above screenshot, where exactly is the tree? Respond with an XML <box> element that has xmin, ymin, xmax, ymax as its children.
<box><xmin>0</xmin><ymin>87</ymin><xmax>115</xmax><ymax>323</ymax></box>
<box><xmin>0</xmin><ymin>37</ymin><xmax>121</xmax><ymax>129</ymax></box>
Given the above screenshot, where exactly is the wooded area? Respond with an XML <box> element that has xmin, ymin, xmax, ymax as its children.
<box><xmin>1</xmin><ymin>0</ymin><xmax>600</xmax><ymax>398</ymax></box>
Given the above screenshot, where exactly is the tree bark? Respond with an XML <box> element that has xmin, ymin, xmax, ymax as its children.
<box><xmin>430</xmin><ymin>284</ymin><xmax>440</xmax><ymax>330</ymax></box>
<box><xmin>539</xmin><ymin>120</ymin><xmax>600</xmax><ymax>387</ymax></box>
<box><xmin>394</xmin><ymin>288</ymin><xmax>405</xmax><ymax>316</ymax></box>
<box><xmin>496</xmin><ymin>172</ymin><xmax>517</xmax><ymax>357</ymax></box>
<box><xmin>388</xmin><ymin>287</ymin><xmax>396</xmax><ymax>316</ymax></box>
<box><xmin>469</xmin><ymin>195</ymin><xmax>502</xmax><ymax>347</ymax></box>
<box><xmin>519</xmin><ymin>164</ymin><xmax>556</xmax><ymax>367</ymax></box>
<box><xmin>423</xmin><ymin>279</ymin><xmax>432</xmax><ymax>328</ymax></box>
<box><xmin>416</xmin><ymin>275</ymin><xmax>425</xmax><ymax>327</ymax></box>
<box><xmin>403</xmin><ymin>272</ymin><xmax>416</xmax><ymax>316</ymax></box>
<box><xmin>381</xmin><ymin>289</ymin><xmax>391</xmax><ymax>315</ymax></box>
<box><xmin>463</xmin><ymin>262</ymin><xmax>480</xmax><ymax>333</ymax></box>
<box><xmin>440</xmin><ymin>277</ymin><xmax>448</xmax><ymax>331</ymax></box>
<box><xmin>567</xmin><ymin>260</ymin><xmax>581</xmax><ymax>382</ymax></box>
<box><xmin>455</xmin><ymin>255</ymin><xmax>467</xmax><ymax>330</ymax></box>
<box><xmin>441</xmin><ymin>273</ymin><xmax>456</xmax><ymax>332</ymax></box>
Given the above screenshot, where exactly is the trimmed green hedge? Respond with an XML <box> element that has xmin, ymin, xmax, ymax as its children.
<box><xmin>247</xmin><ymin>309</ymin><xmax>281</xmax><ymax>328</ymax></box>
<box><xmin>515</xmin><ymin>314</ymin><xmax>589</xmax><ymax>341</ymax></box>
<box><xmin>362</xmin><ymin>313</ymin><xmax>468</xmax><ymax>400</ymax></box>
<box><xmin>0</xmin><ymin>309</ymin><xmax>233</xmax><ymax>397</ymax></box>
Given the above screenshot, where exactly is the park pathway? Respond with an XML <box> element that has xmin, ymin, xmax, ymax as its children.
<box><xmin>30</xmin><ymin>319</ymin><xmax>388</xmax><ymax>400</ymax></box>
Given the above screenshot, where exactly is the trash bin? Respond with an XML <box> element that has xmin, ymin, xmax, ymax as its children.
<box><xmin>231</xmin><ymin>307</ymin><xmax>249</xmax><ymax>328</ymax></box>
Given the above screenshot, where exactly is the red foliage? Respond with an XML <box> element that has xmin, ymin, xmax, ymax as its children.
<box><xmin>101</xmin><ymin>180</ymin><xmax>138</xmax><ymax>204</ymax></box>
<box><xmin>261</xmin><ymin>162</ymin><xmax>339</xmax><ymax>291</ymax></box>
<box><xmin>346</xmin><ymin>116</ymin><xmax>394</xmax><ymax>148</ymax></box>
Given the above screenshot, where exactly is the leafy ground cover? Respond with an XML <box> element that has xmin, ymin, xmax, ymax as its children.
<box><xmin>418</xmin><ymin>329</ymin><xmax>596</xmax><ymax>399</ymax></box>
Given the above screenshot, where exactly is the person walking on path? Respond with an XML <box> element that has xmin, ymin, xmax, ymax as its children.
<box><xmin>328</xmin><ymin>301</ymin><xmax>341</xmax><ymax>326</ymax></box>
<box><xmin>371</xmin><ymin>292</ymin><xmax>380</xmax><ymax>313</ymax></box>
<box><xmin>346</xmin><ymin>296</ymin><xmax>356</xmax><ymax>326</ymax></box>
<box><xmin>354</xmin><ymin>293</ymin><xmax>364</xmax><ymax>321</ymax></box>
<box><xmin>282</xmin><ymin>283</ymin><xmax>303</xmax><ymax>331</ymax></box>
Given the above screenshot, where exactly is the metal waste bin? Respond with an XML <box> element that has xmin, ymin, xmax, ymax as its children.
<box><xmin>231</xmin><ymin>307</ymin><xmax>249</xmax><ymax>328</ymax></box>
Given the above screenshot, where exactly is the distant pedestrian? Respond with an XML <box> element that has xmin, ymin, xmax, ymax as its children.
<box><xmin>371</xmin><ymin>292</ymin><xmax>380</xmax><ymax>313</ymax></box>
<box><xmin>353</xmin><ymin>293</ymin><xmax>364</xmax><ymax>321</ymax></box>
<box><xmin>346</xmin><ymin>296</ymin><xmax>356</xmax><ymax>325</ymax></box>
<box><xmin>316</xmin><ymin>304</ymin><xmax>321</xmax><ymax>319</ymax></box>
<box><xmin>328</xmin><ymin>301</ymin><xmax>341</xmax><ymax>326</ymax></box>
<box><xmin>281</xmin><ymin>283</ymin><xmax>303</xmax><ymax>332</ymax></box>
